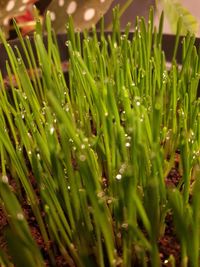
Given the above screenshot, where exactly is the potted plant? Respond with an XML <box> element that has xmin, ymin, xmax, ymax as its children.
<box><xmin>0</xmin><ymin>7</ymin><xmax>200</xmax><ymax>267</ymax></box>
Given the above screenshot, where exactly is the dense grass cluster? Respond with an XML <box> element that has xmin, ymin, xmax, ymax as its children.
<box><xmin>0</xmin><ymin>8</ymin><xmax>200</xmax><ymax>267</ymax></box>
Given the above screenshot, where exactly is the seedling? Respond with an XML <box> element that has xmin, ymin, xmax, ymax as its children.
<box><xmin>0</xmin><ymin>7</ymin><xmax>200</xmax><ymax>267</ymax></box>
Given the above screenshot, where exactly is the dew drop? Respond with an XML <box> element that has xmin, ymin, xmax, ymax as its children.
<box><xmin>121</xmin><ymin>110</ymin><xmax>126</xmax><ymax>121</ymax></box>
<box><xmin>121</xmin><ymin>222</ymin><xmax>128</xmax><ymax>229</ymax></box>
<box><xmin>136</xmin><ymin>101</ymin><xmax>140</xmax><ymax>106</ymax></box>
<box><xmin>65</xmin><ymin>40</ymin><xmax>70</xmax><ymax>47</ymax></box>
<box><xmin>97</xmin><ymin>191</ymin><xmax>105</xmax><ymax>198</ymax></box>
<box><xmin>44</xmin><ymin>205</ymin><xmax>49</xmax><ymax>212</ymax></box>
<box><xmin>1</xmin><ymin>175</ymin><xmax>9</xmax><ymax>184</ymax></box>
<box><xmin>82</xmin><ymin>70</ymin><xmax>86</xmax><ymax>76</ymax></box>
<box><xmin>125</xmin><ymin>142</ymin><xmax>131</xmax><ymax>147</ymax></box>
<box><xmin>164</xmin><ymin>259</ymin><xmax>169</xmax><ymax>265</ymax></box>
<box><xmin>79</xmin><ymin>154</ymin><xmax>86</xmax><ymax>161</ymax></box>
<box><xmin>116</xmin><ymin>174</ymin><xmax>122</xmax><ymax>180</ymax></box>
<box><xmin>17</xmin><ymin>58</ymin><xmax>22</xmax><ymax>65</ymax></box>
<box><xmin>126</xmin><ymin>135</ymin><xmax>131</xmax><ymax>141</ymax></box>
<box><xmin>70</xmin><ymin>243</ymin><xmax>75</xmax><ymax>249</ymax></box>
<box><xmin>65</xmin><ymin>104</ymin><xmax>70</xmax><ymax>112</ymax></box>
<box><xmin>17</xmin><ymin>213</ymin><xmax>24</xmax><ymax>221</ymax></box>
<box><xmin>17</xmin><ymin>146</ymin><xmax>22</xmax><ymax>152</ymax></box>
<box><xmin>22</xmin><ymin>93</ymin><xmax>27</xmax><ymax>100</ymax></box>
<box><xmin>50</xmin><ymin>126</ymin><xmax>55</xmax><ymax>135</ymax></box>
<box><xmin>41</xmin><ymin>184</ymin><xmax>46</xmax><ymax>190</ymax></box>
<box><xmin>107</xmin><ymin>198</ymin><xmax>113</xmax><ymax>204</ymax></box>
<box><xmin>27</xmin><ymin>132</ymin><xmax>31</xmax><ymax>138</ymax></box>
<box><xmin>119</xmin><ymin>163</ymin><xmax>126</xmax><ymax>174</ymax></box>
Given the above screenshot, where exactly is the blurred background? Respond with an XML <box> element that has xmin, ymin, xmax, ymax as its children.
<box><xmin>0</xmin><ymin>0</ymin><xmax>199</xmax><ymax>39</ymax></box>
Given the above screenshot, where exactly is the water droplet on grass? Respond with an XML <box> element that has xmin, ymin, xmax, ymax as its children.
<box><xmin>22</xmin><ymin>93</ymin><xmax>27</xmax><ymax>100</ymax></box>
<box><xmin>65</xmin><ymin>41</ymin><xmax>70</xmax><ymax>47</ymax></box>
<box><xmin>82</xmin><ymin>70</ymin><xmax>86</xmax><ymax>76</ymax></box>
<box><xmin>164</xmin><ymin>259</ymin><xmax>169</xmax><ymax>265</ymax></box>
<box><xmin>65</xmin><ymin>104</ymin><xmax>70</xmax><ymax>112</ymax></box>
<box><xmin>16</xmin><ymin>146</ymin><xmax>22</xmax><ymax>152</ymax></box>
<box><xmin>125</xmin><ymin>142</ymin><xmax>131</xmax><ymax>147</ymax></box>
<box><xmin>44</xmin><ymin>205</ymin><xmax>49</xmax><ymax>212</ymax></box>
<box><xmin>70</xmin><ymin>243</ymin><xmax>75</xmax><ymax>249</ymax></box>
<box><xmin>1</xmin><ymin>175</ymin><xmax>9</xmax><ymax>184</ymax></box>
<box><xmin>162</xmin><ymin>71</ymin><xmax>168</xmax><ymax>83</ymax></box>
<box><xmin>17</xmin><ymin>58</ymin><xmax>22</xmax><ymax>65</ymax></box>
<box><xmin>107</xmin><ymin>198</ymin><xmax>113</xmax><ymax>204</ymax></box>
<box><xmin>17</xmin><ymin>213</ymin><xmax>24</xmax><ymax>221</ymax></box>
<box><xmin>126</xmin><ymin>135</ymin><xmax>131</xmax><ymax>141</ymax></box>
<box><xmin>121</xmin><ymin>111</ymin><xmax>126</xmax><ymax>121</ymax></box>
<box><xmin>97</xmin><ymin>191</ymin><xmax>105</xmax><ymax>198</ymax></box>
<box><xmin>116</xmin><ymin>174</ymin><xmax>122</xmax><ymax>180</ymax></box>
<box><xmin>136</xmin><ymin>101</ymin><xmax>140</xmax><ymax>106</ymax></box>
<box><xmin>50</xmin><ymin>126</ymin><xmax>55</xmax><ymax>135</ymax></box>
<box><xmin>119</xmin><ymin>163</ymin><xmax>126</xmax><ymax>174</ymax></box>
<box><xmin>79</xmin><ymin>154</ymin><xmax>86</xmax><ymax>161</ymax></box>
<box><xmin>27</xmin><ymin>132</ymin><xmax>31</xmax><ymax>138</ymax></box>
<box><xmin>121</xmin><ymin>222</ymin><xmax>128</xmax><ymax>229</ymax></box>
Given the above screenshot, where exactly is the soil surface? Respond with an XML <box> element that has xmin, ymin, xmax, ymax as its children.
<box><xmin>0</xmin><ymin>155</ymin><xmax>182</xmax><ymax>267</ymax></box>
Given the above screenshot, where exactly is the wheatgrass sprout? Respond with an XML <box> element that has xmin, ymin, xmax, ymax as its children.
<box><xmin>0</xmin><ymin>6</ymin><xmax>200</xmax><ymax>267</ymax></box>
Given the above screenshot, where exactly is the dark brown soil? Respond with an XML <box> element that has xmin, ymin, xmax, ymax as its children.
<box><xmin>0</xmin><ymin>155</ymin><xmax>182</xmax><ymax>267</ymax></box>
<box><xmin>159</xmin><ymin>213</ymin><xmax>181</xmax><ymax>267</ymax></box>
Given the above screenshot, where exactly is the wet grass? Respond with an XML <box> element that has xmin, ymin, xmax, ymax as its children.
<box><xmin>0</xmin><ymin>7</ymin><xmax>200</xmax><ymax>267</ymax></box>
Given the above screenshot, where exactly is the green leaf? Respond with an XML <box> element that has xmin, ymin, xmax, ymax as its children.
<box><xmin>160</xmin><ymin>0</ymin><xmax>199</xmax><ymax>34</ymax></box>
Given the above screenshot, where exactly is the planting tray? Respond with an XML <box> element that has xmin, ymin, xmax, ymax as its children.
<box><xmin>0</xmin><ymin>33</ymin><xmax>200</xmax><ymax>95</ymax></box>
